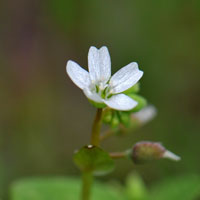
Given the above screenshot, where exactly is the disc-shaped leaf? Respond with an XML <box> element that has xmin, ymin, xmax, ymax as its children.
<box><xmin>73</xmin><ymin>145</ymin><xmax>115</xmax><ymax>176</ymax></box>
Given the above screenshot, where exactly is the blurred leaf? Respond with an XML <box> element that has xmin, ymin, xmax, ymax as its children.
<box><xmin>125</xmin><ymin>172</ymin><xmax>148</xmax><ymax>200</ymax></box>
<box><xmin>123</xmin><ymin>83</ymin><xmax>140</xmax><ymax>95</ymax></box>
<box><xmin>149</xmin><ymin>175</ymin><xmax>200</xmax><ymax>200</ymax></box>
<box><xmin>10</xmin><ymin>177</ymin><xmax>126</xmax><ymax>200</ymax></box>
<box><xmin>74</xmin><ymin>146</ymin><xmax>115</xmax><ymax>176</ymax></box>
<box><xmin>0</xmin><ymin>159</ymin><xmax>6</xmax><ymax>197</ymax></box>
<box><xmin>128</xmin><ymin>94</ymin><xmax>147</xmax><ymax>112</ymax></box>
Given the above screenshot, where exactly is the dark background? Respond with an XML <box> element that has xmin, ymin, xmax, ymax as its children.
<box><xmin>1</xmin><ymin>0</ymin><xmax>200</xmax><ymax>198</ymax></box>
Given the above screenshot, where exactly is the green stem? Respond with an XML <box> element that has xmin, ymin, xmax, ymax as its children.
<box><xmin>90</xmin><ymin>108</ymin><xmax>103</xmax><ymax>146</ymax></box>
<box><xmin>81</xmin><ymin>108</ymin><xmax>103</xmax><ymax>200</ymax></box>
<box><xmin>81</xmin><ymin>171</ymin><xmax>93</xmax><ymax>200</ymax></box>
<box><xmin>109</xmin><ymin>152</ymin><xmax>126</xmax><ymax>159</ymax></box>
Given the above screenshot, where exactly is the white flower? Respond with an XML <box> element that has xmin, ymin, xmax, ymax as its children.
<box><xmin>66</xmin><ymin>46</ymin><xmax>143</xmax><ymax>111</ymax></box>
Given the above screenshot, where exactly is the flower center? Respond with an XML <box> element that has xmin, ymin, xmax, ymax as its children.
<box><xmin>90</xmin><ymin>82</ymin><xmax>112</xmax><ymax>100</ymax></box>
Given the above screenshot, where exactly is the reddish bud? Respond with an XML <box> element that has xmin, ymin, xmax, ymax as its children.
<box><xmin>131</xmin><ymin>141</ymin><xmax>180</xmax><ymax>164</ymax></box>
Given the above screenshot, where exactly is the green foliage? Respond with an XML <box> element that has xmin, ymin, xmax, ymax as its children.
<box><xmin>123</xmin><ymin>83</ymin><xmax>140</xmax><ymax>95</ymax></box>
<box><xmin>102</xmin><ymin>81</ymin><xmax>147</xmax><ymax>131</ymax></box>
<box><xmin>125</xmin><ymin>173</ymin><xmax>148</xmax><ymax>200</ymax></box>
<box><xmin>10</xmin><ymin>177</ymin><xmax>126</xmax><ymax>200</ymax></box>
<box><xmin>149</xmin><ymin>175</ymin><xmax>200</xmax><ymax>200</ymax></box>
<box><xmin>103</xmin><ymin>109</ymin><xmax>120</xmax><ymax>128</ymax></box>
<box><xmin>10</xmin><ymin>174</ymin><xmax>200</xmax><ymax>200</ymax></box>
<box><xmin>124</xmin><ymin>173</ymin><xmax>200</xmax><ymax>200</ymax></box>
<box><xmin>73</xmin><ymin>146</ymin><xmax>115</xmax><ymax>176</ymax></box>
<box><xmin>103</xmin><ymin>109</ymin><xmax>132</xmax><ymax>130</ymax></box>
<box><xmin>122</xmin><ymin>82</ymin><xmax>147</xmax><ymax>113</ymax></box>
<box><xmin>128</xmin><ymin>94</ymin><xmax>147</xmax><ymax>112</ymax></box>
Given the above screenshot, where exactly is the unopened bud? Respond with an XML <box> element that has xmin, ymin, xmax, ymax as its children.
<box><xmin>131</xmin><ymin>141</ymin><xmax>181</xmax><ymax>164</ymax></box>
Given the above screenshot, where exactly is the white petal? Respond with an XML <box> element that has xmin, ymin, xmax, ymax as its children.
<box><xmin>66</xmin><ymin>60</ymin><xmax>90</xmax><ymax>90</ymax></box>
<box><xmin>109</xmin><ymin>62</ymin><xmax>143</xmax><ymax>94</ymax></box>
<box><xmin>83</xmin><ymin>88</ymin><xmax>103</xmax><ymax>103</ymax></box>
<box><xmin>103</xmin><ymin>94</ymin><xmax>138</xmax><ymax>111</ymax></box>
<box><xmin>134</xmin><ymin>105</ymin><xmax>157</xmax><ymax>124</ymax></box>
<box><xmin>163</xmin><ymin>150</ymin><xmax>181</xmax><ymax>161</ymax></box>
<box><xmin>88</xmin><ymin>46</ymin><xmax>111</xmax><ymax>84</ymax></box>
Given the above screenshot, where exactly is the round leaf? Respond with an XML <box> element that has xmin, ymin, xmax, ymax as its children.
<box><xmin>74</xmin><ymin>146</ymin><xmax>115</xmax><ymax>176</ymax></box>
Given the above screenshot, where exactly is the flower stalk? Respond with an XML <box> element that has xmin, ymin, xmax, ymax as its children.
<box><xmin>109</xmin><ymin>151</ymin><xmax>127</xmax><ymax>159</ymax></box>
<box><xmin>91</xmin><ymin>108</ymin><xmax>103</xmax><ymax>146</ymax></box>
<box><xmin>81</xmin><ymin>171</ymin><xmax>93</xmax><ymax>200</ymax></box>
<box><xmin>81</xmin><ymin>108</ymin><xmax>103</xmax><ymax>200</ymax></box>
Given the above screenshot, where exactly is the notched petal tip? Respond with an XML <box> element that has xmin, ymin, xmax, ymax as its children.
<box><xmin>99</xmin><ymin>46</ymin><xmax>109</xmax><ymax>51</ymax></box>
<box><xmin>88</xmin><ymin>46</ymin><xmax>98</xmax><ymax>54</ymax></box>
<box><xmin>88</xmin><ymin>45</ymin><xmax>111</xmax><ymax>84</ymax></box>
<box><xmin>89</xmin><ymin>45</ymin><xmax>108</xmax><ymax>51</ymax></box>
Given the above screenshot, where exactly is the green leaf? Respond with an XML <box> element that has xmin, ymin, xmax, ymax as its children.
<box><xmin>123</xmin><ymin>83</ymin><xmax>140</xmax><ymax>94</ymax></box>
<box><xmin>74</xmin><ymin>146</ymin><xmax>115</xmax><ymax>176</ymax></box>
<box><xmin>10</xmin><ymin>177</ymin><xmax>126</xmax><ymax>200</ymax></box>
<box><xmin>125</xmin><ymin>172</ymin><xmax>148</xmax><ymax>200</ymax></box>
<box><xmin>128</xmin><ymin>94</ymin><xmax>147</xmax><ymax>112</ymax></box>
<box><xmin>149</xmin><ymin>175</ymin><xmax>200</xmax><ymax>200</ymax></box>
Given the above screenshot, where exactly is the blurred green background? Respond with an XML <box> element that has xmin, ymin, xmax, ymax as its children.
<box><xmin>1</xmin><ymin>0</ymin><xmax>200</xmax><ymax>199</ymax></box>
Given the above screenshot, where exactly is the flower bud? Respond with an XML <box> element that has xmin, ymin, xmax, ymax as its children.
<box><xmin>131</xmin><ymin>141</ymin><xmax>181</xmax><ymax>164</ymax></box>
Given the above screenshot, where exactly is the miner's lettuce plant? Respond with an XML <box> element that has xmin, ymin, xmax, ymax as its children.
<box><xmin>10</xmin><ymin>46</ymin><xmax>184</xmax><ymax>200</ymax></box>
<box><xmin>65</xmin><ymin>46</ymin><xmax>180</xmax><ymax>200</ymax></box>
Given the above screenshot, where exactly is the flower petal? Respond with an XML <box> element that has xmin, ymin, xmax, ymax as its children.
<box><xmin>83</xmin><ymin>88</ymin><xmax>103</xmax><ymax>103</ymax></box>
<box><xmin>103</xmin><ymin>94</ymin><xmax>138</xmax><ymax>111</ymax></box>
<box><xmin>109</xmin><ymin>62</ymin><xmax>143</xmax><ymax>94</ymax></box>
<box><xmin>66</xmin><ymin>60</ymin><xmax>90</xmax><ymax>90</ymax></box>
<box><xmin>88</xmin><ymin>46</ymin><xmax>111</xmax><ymax>84</ymax></box>
<box><xmin>133</xmin><ymin>105</ymin><xmax>157</xmax><ymax>124</ymax></box>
